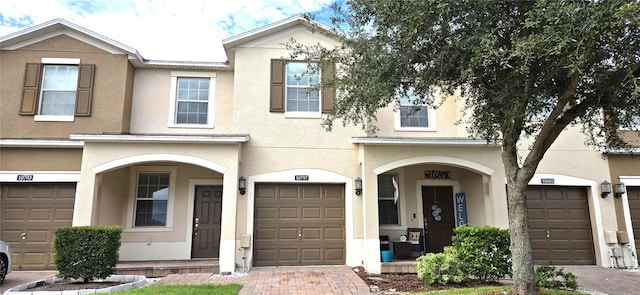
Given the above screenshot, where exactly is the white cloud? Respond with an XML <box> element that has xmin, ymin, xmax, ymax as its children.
<box><xmin>0</xmin><ymin>0</ymin><xmax>337</xmax><ymax>62</ymax></box>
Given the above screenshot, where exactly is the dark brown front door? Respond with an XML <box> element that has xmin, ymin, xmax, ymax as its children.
<box><xmin>422</xmin><ymin>186</ymin><xmax>455</xmax><ymax>253</ymax></box>
<box><xmin>191</xmin><ymin>186</ymin><xmax>222</xmax><ymax>258</ymax></box>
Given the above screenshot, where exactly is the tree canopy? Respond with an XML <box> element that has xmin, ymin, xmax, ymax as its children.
<box><xmin>290</xmin><ymin>0</ymin><xmax>640</xmax><ymax>294</ymax></box>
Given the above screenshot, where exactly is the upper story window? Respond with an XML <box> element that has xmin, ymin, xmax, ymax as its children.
<box><xmin>20</xmin><ymin>58</ymin><xmax>95</xmax><ymax>121</ymax></box>
<box><xmin>270</xmin><ymin>59</ymin><xmax>335</xmax><ymax>118</ymax></box>
<box><xmin>286</xmin><ymin>62</ymin><xmax>320</xmax><ymax>115</ymax></box>
<box><xmin>168</xmin><ymin>71</ymin><xmax>215</xmax><ymax>128</ymax></box>
<box><xmin>395</xmin><ymin>89</ymin><xmax>436</xmax><ymax>131</ymax></box>
<box><xmin>40</xmin><ymin>65</ymin><xmax>78</xmax><ymax>116</ymax></box>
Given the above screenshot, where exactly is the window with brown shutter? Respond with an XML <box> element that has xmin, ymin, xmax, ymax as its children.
<box><xmin>19</xmin><ymin>62</ymin><xmax>95</xmax><ymax>117</ymax></box>
<box><xmin>270</xmin><ymin>59</ymin><xmax>335</xmax><ymax>114</ymax></box>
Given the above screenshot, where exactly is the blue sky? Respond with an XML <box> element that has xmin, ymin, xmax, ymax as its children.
<box><xmin>0</xmin><ymin>0</ymin><xmax>342</xmax><ymax>62</ymax></box>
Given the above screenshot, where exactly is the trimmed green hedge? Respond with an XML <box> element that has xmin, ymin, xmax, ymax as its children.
<box><xmin>53</xmin><ymin>226</ymin><xmax>122</xmax><ymax>282</ymax></box>
<box><xmin>453</xmin><ymin>225</ymin><xmax>511</xmax><ymax>282</ymax></box>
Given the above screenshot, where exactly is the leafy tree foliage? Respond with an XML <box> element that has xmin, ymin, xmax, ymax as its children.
<box><xmin>290</xmin><ymin>1</ymin><xmax>640</xmax><ymax>294</ymax></box>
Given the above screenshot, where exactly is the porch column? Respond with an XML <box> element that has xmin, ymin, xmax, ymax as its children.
<box><xmin>219</xmin><ymin>170</ymin><xmax>239</xmax><ymax>274</ymax></box>
<box><xmin>362</xmin><ymin>169</ymin><xmax>382</xmax><ymax>273</ymax></box>
<box><xmin>72</xmin><ymin>170</ymin><xmax>98</xmax><ymax>226</ymax></box>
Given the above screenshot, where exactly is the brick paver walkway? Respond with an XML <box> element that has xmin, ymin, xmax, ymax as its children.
<box><xmin>157</xmin><ymin>266</ymin><xmax>371</xmax><ymax>295</ymax></box>
<box><xmin>561</xmin><ymin>266</ymin><xmax>640</xmax><ymax>295</ymax></box>
<box><xmin>0</xmin><ymin>271</ymin><xmax>57</xmax><ymax>293</ymax></box>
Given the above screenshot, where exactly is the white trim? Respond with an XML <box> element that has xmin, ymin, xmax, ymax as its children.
<box><xmin>619</xmin><ymin>176</ymin><xmax>639</xmax><ymax>268</ymax></box>
<box><xmin>0</xmin><ymin>139</ymin><xmax>83</xmax><ymax>148</ymax></box>
<box><xmin>373</xmin><ymin>156</ymin><xmax>495</xmax><ymax>176</ymax></box>
<box><xmin>222</xmin><ymin>16</ymin><xmax>333</xmax><ymax>48</ymax></box>
<box><xmin>0</xmin><ymin>171</ymin><xmax>80</xmax><ymax>182</ymax></box>
<box><xmin>353</xmin><ymin>137</ymin><xmax>492</xmax><ymax>146</ymax></box>
<box><xmin>528</xmin><ymin>173</ymin><xmax>607</xmax><ymax>267</ymax></box>
<box><xmin>284</xmin><ymin>111</ymin><xmax>322</xmax><ymax>119</ymax></box>
<box><xmin>185</xmin><ymin>179</ymin><xmax>223</xmax><ymax>258</ymax></box>
<box><xmin>70</xmin><ymin>134</ymin><xmax>249</xmax><ymax>144</ymax></box>
<box><xmin>125</xmin><ymin>166</ymin><xmax>177</xmax><ymax>229</ymax></box>
<box><xmin>91</xmin><ymin>154</ymin><xmax>228</xmax><ymax>175</ymax></box>
<box><xmin>34</xmin><ymin>115</ymin><xmax>75</xmax><ymax>122</ymax></box>
<box><xmin>168</xmin><ymin>71</ymin><xmax>216</xmax><ymax>129</ymax></box>
<box><xmin>41</xmin><ymin>57</ymin><xmax>80</xmax><ymax>64</ymax></box>
<box><xmin>245</xmin><ymin>169</ymin><xmax>356</xmax><ymax>268</ymax></box>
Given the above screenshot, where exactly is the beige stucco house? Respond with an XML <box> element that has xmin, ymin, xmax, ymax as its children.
<box><xmin>1</xmin><ymin>16</ymin><xmax>638</xmax><ymax>274</ymax></box>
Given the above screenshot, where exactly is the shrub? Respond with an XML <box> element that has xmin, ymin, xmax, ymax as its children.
<box><xmin>535</xmin><ymin>265</ymin><xmax>578</xmax><ymax>291</ymax></box>
<box><xmin>452</xmin><ymin>225</ymin><xmax>511</xmax><ymax>282</ymax></box>
<box><xmin>416</xmin><ymin>246</ymin><xmax>464</xmax><ymax>285</ymax></box>
<box><xmin>53</xmin><ymin>226</ymin><xmax>122</xmax><ymax>282</ymax></box>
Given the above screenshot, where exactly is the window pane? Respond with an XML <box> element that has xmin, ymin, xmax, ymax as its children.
<box><xmin>175</xmin><ymin>78</ymin><xmax>209</xmax><ymax>124</ymax></box>
<box><xmin>40</xmin><ymin>91</ymin><xmax>76</xmax><ymax>115</ymax></box>
<box><xmin>379</xmin><ymin>200</ymin><xmax>399</xmax><ymax>225</ymax></box>
<box><xmin>135</xmin><ymin>200</ymin><xmax>167</xmax><ymax>226</ymax></box>
<box><xmin>42</xmin><ymin>65</ymin><xmax>78</xmax><ymax>90</ymax></box>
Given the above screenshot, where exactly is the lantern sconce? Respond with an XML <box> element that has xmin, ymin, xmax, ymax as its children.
<box><xmin>614</xmin><ymin>182</ymin><xmax>626</xmax><ymax>198</ymax></box>
<box><xmin>355</xmin><ymin>177</ymin><xmax>362</xmax><ymax>196</ymax></box>
<box><xmin>600</xmin><ymin>180</ymin><xmax>611</xmax><ymax>198</ymax></box>
<box><xmin>239</xmin><ymin>176</ymin><xmax>247</xmax><ymax>195</ymax></box>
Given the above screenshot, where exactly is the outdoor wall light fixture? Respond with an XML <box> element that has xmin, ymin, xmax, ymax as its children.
<box><xmin>355</xmin><ymin>177</ymin><xmax>363</xmax><ymax>196</ymax></box>
<box><xmin>601</xmin><ymin>180</ymin><xmax>612</xmax><ymax>198</ymax></box>
<box><xmin>239</xmin><ymin>176</ymin><xmax>247</xmax><ymax>195</ymax></box>
<box><xmin>614</xmin><ymin>182</ymin><xmax>626</xmax><ymax>198</ymax></box>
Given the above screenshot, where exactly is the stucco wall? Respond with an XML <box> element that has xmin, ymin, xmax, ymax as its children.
<box><xmin>0</xmin><ymin>35</ymin><xmax>133</xmax><ymax>138</ymax></box>
<box><xmin>0</xmin><ymin>148</ymin><xmax>82</xmax><ymax>170</ymax></box>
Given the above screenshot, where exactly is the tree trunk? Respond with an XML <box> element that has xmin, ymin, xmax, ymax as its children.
<box><xmin>503</xmin><ymin>151</ymin><xmax>537</xmax><ymax>295</ymax></box>
<box><xmin>507</xmin><ymin>180</ymin><xmax>536</xmax><ymax>294</ymax></box>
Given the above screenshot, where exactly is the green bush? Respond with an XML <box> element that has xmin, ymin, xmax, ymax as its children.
<box><xmin>416</xmin><ymin>246</ymin><xmax>464</xmax><ymax>285</ymax></box>
<box><xmin>535</xmin><ymin>265</ymin><xmax>578</xmax><ymax>291</ymax></box>
<box><xmin>452</xmin><ymin>225</ymin><xmax>511</xmax><ymax>282</ymax></box>
<box><xmin>53</xmin><ymin>226</ymin><xmax>122</xmax><ymax>282</ymax></box>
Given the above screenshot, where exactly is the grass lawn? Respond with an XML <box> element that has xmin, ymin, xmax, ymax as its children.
<box><xmin>413</xmin><ymin>286</ymin><xmax>583</xmax><ymax>295</ymax></box>
<box><xmin>113</xmin><ymin>284</ymin><xmax>242</xmax><ymax>295</ymax></box>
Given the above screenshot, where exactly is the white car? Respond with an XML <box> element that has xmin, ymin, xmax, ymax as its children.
<box><xmin>0</xmin><ymin>240</ymin><xmax>12</xmax><ymax>285</ymax></box>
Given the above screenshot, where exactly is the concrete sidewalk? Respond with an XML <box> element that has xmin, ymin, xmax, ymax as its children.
<box><xmin>3</xmin><ymin>265</ymin><xmax>640</xmax><ymax>295</ymax></box>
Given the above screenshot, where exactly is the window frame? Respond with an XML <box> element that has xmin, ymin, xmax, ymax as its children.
<box><xmin>284</xmin><ymin>61</ymin><xmax>322</xmax><ymax>118</ymax></box>
<box><xmin>126</xmin><ymin>166</ymin><xmax>177</xmax><ymax>230</ymax></box>
<box><xmin>394</xmin><ymin>97</ymin><xmax>437</xmax><ymax>131</ymax></box>
<box><xmin>168</xmin><ymin>71</ymin><xmax>216</xmax><ymax>128</ymax></box>
<box><xmin>34</xmin><ymin>58</ymin><xmax>80</xmax><ymax>122</ymax></box>
<box><xmin>378</xmin><ymin>174</ymin><xmax>400</xmax><ymax>226</ymax></box>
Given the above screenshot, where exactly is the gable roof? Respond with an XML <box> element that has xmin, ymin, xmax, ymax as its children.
<box><xmin>0</xmin><ymin>18</ymin><xmax>229</xmax><ymax>70</ymax></box>
<box><xmin>222</xmin><ymin>15</ymin><xmax>336</xmax><ymax>65</ymax></box>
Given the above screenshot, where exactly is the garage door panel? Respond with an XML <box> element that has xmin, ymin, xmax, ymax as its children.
<box><xmin>325</xmin><ymin>207</ymin><xmax>343</xmax><ymax>219</ymax></box>
<box><xmin>627</xmin><ymin>187</ymin><xmax>640</xmax><ymax>251</ymax></box>
<box><xmin>28</xmin><ymin>208</ymin><xmax>53</xmax><ymax>221</ymax></box>
<box><xmin>256</xmin><ymin>207</ymin><xmax>276</xmax><ymax>219</ymax></box>
<box><xmin>3</xmin><ymin>208</ymin><xmax>26</xmax><ymax>221</ymax></box>
<box><xmin>302</xmin><ymin>207</ymin><xmax>321</xmax><ymax>218</ymax></box>
<box><xmin>302</xmin><ymin>228</ymin><xmax>321</xmax><ymax>239</ymax></box>
<box><xmin>254</xmin><ymin>184</ymin><xmax>345</xmax><ymax>266</ymax></box>
<box><xmin>279</xmin><ymin>207</ymin><xmax>299</xmax><ymax>219</ymax></box>
<box><xmin>54</xmin><ymin>208</ymin><xmax>74</xmax><ymax>221</ymax></box>
<box><xmin>527</xmin><ymin>186</ymin><xmax>595</xmax><ymax>265</ymax></box>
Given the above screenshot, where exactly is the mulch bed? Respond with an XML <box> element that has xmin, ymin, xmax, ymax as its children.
<box><xmin>25</xmin><ymin>279</ymin><xmax>122</xmax><ymax>292</ymax></box>
<box><xmin>353</xmin><ymin>266</ymin><xmax>507</xmax><ymax>294</ymax></box>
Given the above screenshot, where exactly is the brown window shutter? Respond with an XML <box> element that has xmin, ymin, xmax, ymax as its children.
<box><xmin>321</xmin><ymin>63</ymin><xmax>335</xmax><ymax>113</ymax></box>
<box><xmin>20</xmin><ymin>63</ymin><xmax>42</xmax><ymax>115</ymax></box>
<box><xmin>75</xmin><ymin>64</ymin><xmax>95</xmax><ymax>116</ymax></box>
<box><xmin>270</xmin><ymin>59</ymin><xmax>285</xmax><ymax>112</ymax></box>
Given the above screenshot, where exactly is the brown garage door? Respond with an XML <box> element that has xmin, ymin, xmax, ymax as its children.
<box><xmin>628</xmin><ymin>187</ymin><xmax>640</xmax><ymax>251</ymax></box>
<box><xmin>527</xmin><ymin>186</ymin><xmax>595</xmax><ymax>265</ymax></box>
<box><xmin>0</xmin><ymin>183</ymin><xmax>75</xmax><ymax>270</ymax></box>
<box><xmin>254</xmin><ymin>184</ymin><xmax>345</xmax><ymax>266</ymax></box>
